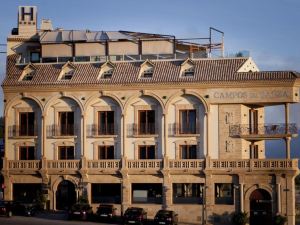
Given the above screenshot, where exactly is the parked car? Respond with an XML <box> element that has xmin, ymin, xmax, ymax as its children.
<box><xmin>0</xmin><ymin>201</ymin><xmax>13</xmax><ymax>217</ymax></box>
<box><xmin>123</xmin><ymin>207</ymin><xmax>147</xmax><ymax>225</ymax></box>
<box><xmin>96</xmin><ymin>204</ymin><xmax>117</xmax><ymax>221</ymax></box>
<box><xmin>68</xmin><ymin>203</ymin><xmax>93</xmax><ymax>221</ymax></box>
<box><xmin>154</xmin><ymin>210</ymin><xmax>178</xmax><ymax>225</ymax></box>
<box><xmin>12</xmin><ymin>201</ymin><xmax>37</xmax><ymax>216</ymax></box>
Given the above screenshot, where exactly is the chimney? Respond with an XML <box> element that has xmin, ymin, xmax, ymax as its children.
<box><xmin>18</xmin><ymin>6</ymin><xmax>37</xmax><ymax>37</ymax></box>
<box><xmin>41</xmin><ymin>19</ymin><xmax>53</xmax><ymax>31</ymax></box>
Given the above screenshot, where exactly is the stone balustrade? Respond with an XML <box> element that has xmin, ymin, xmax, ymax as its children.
<box><xmin>169</xmin><ymin>159</ymin><xmax>205</xmax><ymax>169</ymax></box>
<box><xmin>87</xmin><ymin>160</ymin><xmax>121</xmax><ymax>169</ymax></box>
<box><xmin>127</xmin><ymin>159</ymin><xmax>162</xmax><ymax>169</ymax></box>
<box><xmin>4</xmin><ymin>158</ymin><xmax>298</xmax><ymax>174</ymax></box>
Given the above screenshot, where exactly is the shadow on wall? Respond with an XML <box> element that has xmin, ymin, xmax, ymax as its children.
<box><xmin>208</xmin><ymin>212</ymin><xmax>233</xmax><ymax>225</ymax></box>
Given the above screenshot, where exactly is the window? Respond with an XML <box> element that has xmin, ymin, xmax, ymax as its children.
<box><xmin>19</xmin><ymin>112</ymin><xmax>35</xmax><ymax>136</ymax></box>
<box><xmin>91</xmin><ymin>183</ymin><xmax>121</xmax><ymax>203</ymax></box>
<box><xmin>102</xmin><ymin>69</ymin><xmax>113</xmax><ymax>79</ymax></box>
<box><xmin>22</xmin><ymin>70</ymin><xmax>35</xmax><ymax>81</ymax></box>
<box><xmin>139</xmin><ymin>60</ymin><xmax>154</xmax><ymax>78</ymax></box>
<box><xmin>138</xmin><ymin>110</ymin><xmax>155</xmax><ymax>134</ymax></box>
<box><xmin>180</xmin><ymin>145</ymin><xmax>197</xmax><ymax>159</ymax></box>
<box><xmin>30</xmin><ymin>52</ymin><xmax>40</xmax><ymax>63</ymax></box>
<box><xmin>179</xmin><ymin>109</ymin><xmax>196</xmax><ymax>134</ymax></box>
<box><xmin>99</xmin><ymin>146</ymin><xmax>114</xmax><ymax>159</ymax></box>
<box><xmin>99</xmin><ymin>61</ymin><xmax>115</xmax><ymax>79</ymax></box>
<box><xmin>98</xmin><ymin>111</ymin><xmax>114</xmax><ymax>135</ymax></box>
<box><xmin>249</xmin><ymin>109</ymin><xmax>258</xmax><ymax>134</ymax></box>
<box><xmin>142</xmin><ymin>68</ymin><xmax>153</xmax><ymax>78</ymax></box>
<box><xmin>173</xmin><ymin>183</ymin><xmax>204</xmax><ymax>204</ymax></box>
<box><xmin>215</xmin><ymin>183</ymin><xmax>234</xmax><ymax>205</ymax></box>
<box><xmin>139</xmin><ymin>145</ymin><xmax>155</xmax><ymax>159</ymax></box>
<box><xmin>132</xmin><ymin>183</ymin><xmax>162</xmax><ymax>204</ymax></box>
<box><xmin>250</xmin><ymin>144</ymin><xmax>258</xmax><ymax>159</ymax></box>
<box><xmin>19</xmin><ymin>146</ymin><xmax>35</xmax><ymax>160</ymax></box>
<box><xmin>61</xmin><ymin>70</ymin><xmax>74</xmax><ymax>80</ymax></box>
<box><xmin>58</xmin><ymin>146</ymin><xmax>74</xmax><ymax>160</ymax></box>
<box><xmin>182</xmin><ymin>67</ymin><xmax>195</xmax><ymax>77</ymax></box>
<box><xmin>59</xmin><ymin>112</ymin><xmax>74</xmax><ymax>136</ymax></box>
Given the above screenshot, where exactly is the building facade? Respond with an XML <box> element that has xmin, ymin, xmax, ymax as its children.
<box><xmin>1</xmin><ymin>6</ymin><xmax>299</xmax><ymax>225</ymax></box>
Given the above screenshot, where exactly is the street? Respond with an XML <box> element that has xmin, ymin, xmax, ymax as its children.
<box><xmin>0</xmin><ymin>213</ymin><xmax>114</xmax><ymax>225</ymax></box>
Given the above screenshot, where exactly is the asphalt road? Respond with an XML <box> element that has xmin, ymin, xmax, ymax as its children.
<box><xmin>0</xmin><ymin>215</ymin><xmax>112</xmax><ymax>225</ymax></box>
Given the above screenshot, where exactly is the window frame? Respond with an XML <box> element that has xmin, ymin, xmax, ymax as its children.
<box><xmin>98</xmin><ymin>145</ymin><xmax>114</xmax><ymax>160</ymax></box>
<box><xmin>215</xmin><ymin>183</ymin><xmax>234</xmax><ymax>205</ymax></box>
<box><xmin>138</xmin><ymin>145</ymin><xmax>156</xmax><ymax>159</ymax></box>
<box><xmin>19</xmin><ymin>146</ymin><xmax>35</xmax><ymax>160</ymax></box>
<box><xmin>58</xmin><ymin>146</ymin><xmax>75</xmax><ymax>160</ymax></box>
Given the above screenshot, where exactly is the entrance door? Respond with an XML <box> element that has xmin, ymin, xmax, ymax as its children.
<box><xmin>250</xmin><ymin>189</ymin><xmax>272</xmax><ymax>225</ymax></box>
<box><xmin>249</xmin><ymin>109</ymin><xmax>258</xmax><ymax>134</ymax></box>
<box><xmin>56</xmin><ymin>180</ymin><xmax>76</xmax><ymax>210</ymax></box>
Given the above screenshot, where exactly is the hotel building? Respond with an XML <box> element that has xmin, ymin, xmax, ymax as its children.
<box><xmin>1</xmin><ymin>6</ymin><xmax>299</xmax><ymax>225</ymax></box>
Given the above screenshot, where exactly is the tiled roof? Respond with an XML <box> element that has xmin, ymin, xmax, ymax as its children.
<box><xmin>2</xmin><ymin>55</ymin><xmax>299</xmax><ymax>88</ymax></box>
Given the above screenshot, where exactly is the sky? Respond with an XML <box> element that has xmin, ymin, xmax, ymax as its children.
<box><xmin>0</xmin><ymin>0</ymin><xmax>300</xmax><ymax>158</ymax></box>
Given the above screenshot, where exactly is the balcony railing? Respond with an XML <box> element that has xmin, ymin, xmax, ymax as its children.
<box><xmin>8</xmin><ymin>125</ymin><xmax>37</xmax><ymax>138</ymax></box>
<box><xmin>169</xmin><ymin>159</ymin><xmax>205</xmax><ymax>170</ymax></box>
<box><xmin>229</xmin><ymin>123</ymin><xmax>298</xmax><ymax>138</ymax></box>
<box><xmin>168</xmin><ymin>123</ymin><xmax>199</xmax><ymax>136</ymax></box>
<box><xmin>210</xmin><ymin>159</ymin><xmax>298</xmax><ymax>170</ymax></box>
<box><xmin>87</xmin><ymin>160</ymin><xmax>121</xmax><ymax>170</ymax></box>
<box><xmin>47</xmin><ymin>124</ymin><xmax>75</xmax><ymax>137</ymax></box>
<box><xmin>5</xmin><ymin>158</ymin><xmax>298</xmax><ymax>174</ymax></box>
<box><xmin>127</xmin><ymin>159</ymin><xmax>162</xmax><ymax>170</ymax></box>
<box><xmin>87</xmin><ymin>124</ymin><xmax>115</xmax><ymax>136</ymax></box>
<box><xmin>127</xmin><ymin>123</ymin><xmax>156</xmax><ymax>136</ymax></box>
<box><xmin>8</xmin><ymin>160</ymin><xmax>40</xmax><ymax>170</ymax></box>
<box><xmin>47</xmin><ymin>160</ymin><xmax>80</xmax><ymax>170</ymax></box>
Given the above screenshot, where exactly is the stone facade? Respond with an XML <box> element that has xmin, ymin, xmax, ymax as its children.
<box><xmin>1</xmin><ymin>6</ymin><xmax>300</xmax><ymax>225</ymax></box>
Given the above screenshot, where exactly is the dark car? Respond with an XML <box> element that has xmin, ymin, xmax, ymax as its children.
<box><xmin>12</xmin><ymin>202</ymin><xmax>37</xmax><ymax>216</ymax></box>
<box><xmin>154</xmin><ymin>210</ymin><xmax>178</xmax><ymax>225</ymax></box>
<box><xmin>0</xmin><ymin>201</ymin><xmax>13</xmax><ymax>217</ymax></box>
<box><xmin>68</xmin><ymin>203</ymin><xmax>93</xmax><ymax>221</ymax></box>
<box><xmin>123</xmin><ymin>207</ymin><xmax>147</xmax><ymax>225</ymax></box>
<box><xmin>96</xmin><ymin>204</ymin><xmax>117</xmax><ymax>221</ymax></box>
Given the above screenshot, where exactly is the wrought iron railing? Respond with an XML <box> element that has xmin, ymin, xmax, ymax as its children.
<box><xmin>86</xmin><ymin>124</ymin><xmax>115</xmax><ymax>136</ymax></box>
<box><xmin>8</xmin><ymin>125</ymin><xmax>37</xmax><ymax>138</ymax></box>
<box><xmin>47</xmin><ymin>124</ymin><xmax>75</xmax><ymax>137</ymax></box>
<box><xmin>168</xmin><ymin>123</ymin><xmax>199</xmax><ymax>136</ymax></box>
<box><xmin>229</xmin><ymin>123</ymin><xmax>298</xmax><ymax>137</ymax></box>
<box><xmin>127</xmin><ymin>123</ymin><xmax>156</xmax><ymax>136</ymax></box>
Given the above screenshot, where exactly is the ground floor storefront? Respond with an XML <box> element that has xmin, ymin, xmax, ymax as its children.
<box><xmin>1</xmin><ymin>171</ymin><xmax>297</xmax><ymax>225</ymax></box>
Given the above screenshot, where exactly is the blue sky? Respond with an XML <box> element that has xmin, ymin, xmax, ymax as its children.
<box><xmin>0</xmin><ymin>0</ymin><xmax>300</xmax><ymax>158</ymax></box>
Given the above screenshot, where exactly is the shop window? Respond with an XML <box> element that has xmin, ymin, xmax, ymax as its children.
<box><xmin>173</xmin><ymin>183</ymin><xmax>204</xmax><ymax>204</ymax></box>
<box><xmin>132</xmin><ymin>183</ymin><xmax>162</xmax><ymax>204</ymax></box>
<box><xmin>215</xmin><ymin>183</ymin><xmax>234</xmax><ymax>205</ymax></box>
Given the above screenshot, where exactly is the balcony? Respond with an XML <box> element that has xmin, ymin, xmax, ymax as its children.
<box><xmin>86</xmin><ymin>124</ymin><xmax>116</xmax><ymax>137</ymax></box>
<box><xmin>5</xmin><ymin>158</ymin><xmax>298</xmax><ymax>175</ymax></box>
<box><xmin>47</xmin><ymin>160</ymin><xmax>80</xmax><ymax>170</ymax></box>
<box><xmin>8</xmin><ymin>125</ymin><xmax>37</xmax><ymax>138</ymax></box>
<box><xmin>210</xmin><ymin>159</ymin><xmax>299</xmax><ymax>171</ymax></box>
<box><xmin>229</xmin><ymin>123</ymin><xmax>298</xmax><ymax>140</ymax></box>
<box><xmin>127</xmin><ymin>123</ymin><xmax>157</xmax><ymax>137</ymax></box>
<box><xmin>127</xmin><ymin>159</ymin><xmax>162</xmax><ymax>173</ymax></box>
<box><xmin>168</xmin><ymin>123</ymin><xmax>200</xmax><ymax>136</ymax></box>
<box><xmin>47</xmin><ymin>124</ymin><xmax>76</xmax><ymax>137</ymax></box>
<box><xmin>87</xmin><ymin>160</ymin><xmax>121</xmax><ymax>174</ymax></box>
<box><xmin>169</xmin><ymin>159</ymin><xmax>205</xmax><ymax>170</ymax></box>
<box><xmin>8</xmin><ymin>160</ymin><xmax>40</xmax><ymax>171</ymax></box>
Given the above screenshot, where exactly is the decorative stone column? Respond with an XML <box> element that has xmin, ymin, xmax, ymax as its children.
<box><xmin>162</xmin><ymin>156</ymin><xmax>171</xmax><ymax>209</ymax></box>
